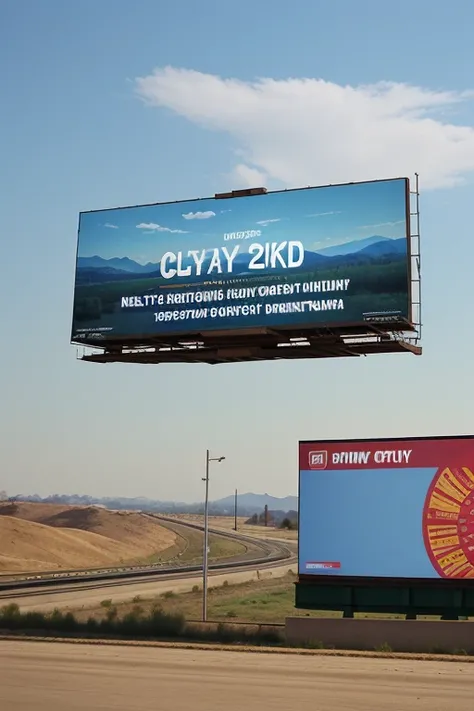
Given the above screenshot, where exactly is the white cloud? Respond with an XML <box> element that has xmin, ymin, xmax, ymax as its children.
<box><xmin>135</xmin><ymin>66</ymin><xmax>474</xmax><ymax>190</ymax></box>
<box><xmin>228</xmin><ymin>163</ymin><xmax>267</xmax><ymax>188</ymax></box>
<box><xmin>307</xmin><ymin>211</ymin><xmax>342</xmax><ymax>218</ymax></box>
<box><xmin>104</xmin><ymin>223</ymin><xmax>119</xmax><ymax>229</ymax></box>
<box><xmin>182</xmin><ymin>210</ymin><xmax>216</xmax><ymax>220</ymax></box>
<box><xmin>256</xmin><ymin>218</ymin><xmax>281</xmax><ymax>226</ymax></box>
<box><xmin>358</xmin><ymin>220</ymin><xmax>405</xmax><ymax>229</ymax></box>
<box><xmin>136</xmin><ymin>222</ymin><xmax>188</xmax><ymax>234</ymax></box>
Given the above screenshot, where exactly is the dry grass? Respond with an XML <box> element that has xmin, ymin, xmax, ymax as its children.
<box><xmin>70</xmin><ymin>572</ymin><xmax>307</xmax><ymax>625</ymax></box>
<box><xmin>0</xmin><ymin>503</ymin><xmax>249</xmax><ymax>574</ymax></box>
<box><xmin>0</xmin><ymin>515</ymin><xmax>172</xmax><ymax>573</ymax></box>
<box><xmin>155</xmin><ymin>518</ymin><xmax>249</xmax><ymax>565</ymax></box>
<box><xmin>70</xmin><ymin>573</ymin><xmax>465</xmax><ymax>626</ymax></box>
<box><xmin>164</xmin><ymin>513</ymin><xmax>298</xmax><ymax>541</ymax></box>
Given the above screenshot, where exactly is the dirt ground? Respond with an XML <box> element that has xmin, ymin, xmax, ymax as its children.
<box><xmin>0</xmin><ymin>503</ymin><xmax>177</xmax><ymax>573</ymax></box>
<box><xmin>2</xmin><ymin>641</ymin><xmax>473</xmax><ymax>711</ymax></box>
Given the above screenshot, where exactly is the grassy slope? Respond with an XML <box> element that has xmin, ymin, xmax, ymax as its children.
<box><xmin>0</xmin><ymin>504</ymin><xmax>248</xmax><ymax>573</ymax></box>
<box><xmin>72</xmin><ymin>573</ymin><xmax>464</xmax><ymax>625</ymax></box>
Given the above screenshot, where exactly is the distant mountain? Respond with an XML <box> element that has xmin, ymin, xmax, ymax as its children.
<box><xmin>355</xmin><ymin>237</ymin><xmax>406</xmax><ymax>257</ymax></box>
<box><xmin>14</xmin><ymin>492</ymin><xmax>298</xmax><ymax>517</ymax></box>
<box><xmin>78</xmin><ymin>256</ymin><xmax>160</xmax><ymax>273</ymax></box>
<box><xmin>212</xmin><ymin>492</ymin><xmax>298</xmax><ymax>514</ymax></box>
<box><xmin>318</xmin><ymin>235</ymin><xmax>393</xmax><ymax>257</ymax></box>
<box><xmin>76</xmin><ymin>237</ymin><xmax>407</xmax><ymax>286</ymax></box>
<box><xmin>75</xmin><ymin>267</ymin><xmax>148</xmax><ymax>285</ymax></box>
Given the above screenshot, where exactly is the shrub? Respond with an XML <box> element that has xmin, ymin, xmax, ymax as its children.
<box><xmin>279</xmin><ymin>518</ymin><xmax>296</xmax><ymax>530</ymax></box>
<box><xmin>106</xmin><ymin>607</ymin><xmax>118</xmax><ymax>622</ymax></box>
<box><xmin>148</xmin><ymin>607</ymin><xmax>185</xmax><ymax>637</ymax></box>
<box><xmin>0</xmin><ymin>603</ymin><xmax>21</xmax><ymax>627</ymax></box>
<box><xmin>85</xmin><ymin>617</ymin><xmax>99</xmax><ymax>633</ymax></box>
<box><xmin>0</xmin><ymin>603</ymin><xmax>283</xmax><ymax>647</ymax></box>
<box><xmin>100</xmin><ymin>599</ymin><xmax>113</xmax><ymax>609</ymax></box>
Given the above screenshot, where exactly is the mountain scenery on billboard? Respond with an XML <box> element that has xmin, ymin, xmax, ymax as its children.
<box><xmin>71</xmin><ymin>178</ymin><xmax>410</xmax><ymax>343</ymax></box>
<box><xmin>299</xmin><ymin>437</ymin><xmax>474</xmax><ymax>580</ymax></box>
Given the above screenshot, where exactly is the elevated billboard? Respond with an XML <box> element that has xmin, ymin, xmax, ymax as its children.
<box><xmin>71</xmin><ymin>177</ymin><xmax>411</xmax><ymax>345</ymax></box>
<box><xmin>299</xmin><ymin>436</ymin><xmax>474</xmax><ymax>581</ymax></box>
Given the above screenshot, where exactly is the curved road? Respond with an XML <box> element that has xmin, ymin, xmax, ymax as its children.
<box><xmin>1</xmin><ymin>641</ymin><xmax>472</xmax><ymax>710</ymax></box>
<box><xmin>0</xmin><ymin>517</ymin><xmax>296</xmax><ymax>611</ymax></box>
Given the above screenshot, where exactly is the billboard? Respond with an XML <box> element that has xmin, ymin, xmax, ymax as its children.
<box><xmin>71</xmin><ymin>177</ymin><xmax>411</xmax><ymax>344</ymax></box>
<box><xmin>299</xmin><ymin>436</ymin><xmax>474</xmax><ymax>580</ymax></box>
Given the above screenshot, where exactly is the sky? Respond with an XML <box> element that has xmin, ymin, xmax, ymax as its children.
<box><xmin>78</xmin><ymin>179</ymin><xmax>407</xmax><ymax>263</ymax></box>
<box><xmin>2</xmin><ymin>0</ymin><xmax>474</xmax><ymax>504</ymax></box>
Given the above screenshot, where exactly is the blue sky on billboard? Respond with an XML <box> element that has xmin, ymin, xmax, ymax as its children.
<box><xmin>2</xmin><ymin>0</ymin><xmax>474</xmax><ymax>502</ymax></box>
<box><xmin>78</xmin><ymin>180</ymin><xmax>407</xmax><ymax>264</ymax></box>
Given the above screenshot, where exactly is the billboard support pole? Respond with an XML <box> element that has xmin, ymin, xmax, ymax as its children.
<box><xmin>409</xmin><ymin>173</ymin><xmax>422</xmax><ymax>344</ymax></box>
<box><xmin>202</xmin><ymin>450</ymin><xmax>225</xmax><ymax>622</ymax></box>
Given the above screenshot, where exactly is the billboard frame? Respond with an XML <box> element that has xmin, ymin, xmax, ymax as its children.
<box><xmin>296</xmin><ymin>434</ymin><xmax>474</xmax><ymax>619</ymax></box>
<box><xmin>71</xmin><ymin>176</ymin><xmax>422</xmax><ymax>365</ymax></box>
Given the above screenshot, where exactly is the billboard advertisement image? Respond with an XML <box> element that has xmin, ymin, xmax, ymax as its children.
<box><xmin>71</xmin><ymin>178</ymin><xmax>411</xmax><ymax>344</ymax></box>
<box><xmin>299</xmin><ymin>436</ymin><xmax>474</xmax><ymax>580</ymax></box>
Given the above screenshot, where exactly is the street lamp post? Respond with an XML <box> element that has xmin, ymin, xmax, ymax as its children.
<box><xmin>202</xmin><ymin>449</ymin><xmax>225</xmax><ymax>622</ymax></box>
<box><xmin>234</xmin><ymin>488</ymin><xmax>238</xmax><ymax>531</ymax></box>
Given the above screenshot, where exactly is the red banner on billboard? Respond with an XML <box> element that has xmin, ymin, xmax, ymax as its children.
<box><xmin>299</xmin><ymin>437</ymin><xmax>474</xmax><ymax>471</ymax></box>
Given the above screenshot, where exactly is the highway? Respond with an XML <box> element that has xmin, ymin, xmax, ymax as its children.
<box><xmin>1</xmin><ymin>640</ymin><xmax>472</xmax><ymax>710</ymax></box>
<box><xmin>0</xmin><ymin>516</ymin><xmax>296</xmax><ymax>610</ymax></box>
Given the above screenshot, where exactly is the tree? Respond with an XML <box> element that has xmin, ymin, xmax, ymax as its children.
<box><xmin>279</xmin><ymin>517</ymin><xmax>295</xmax><ymax>530</ymax></box>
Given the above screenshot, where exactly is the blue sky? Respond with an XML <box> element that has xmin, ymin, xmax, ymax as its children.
<box><xmin>2</xmin><ymin>0</ymin><xmax>474</xmax><ymax>503</ymax></box>
<box><xmin>79</xmin><ymin>179</ymin><xmax>407</xmax><ymax>263</ymax></box>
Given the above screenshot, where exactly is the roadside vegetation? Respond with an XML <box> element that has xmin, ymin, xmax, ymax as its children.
<box><xmin>2</xmin><ymin>572</ymin><xmax>474</xmax><ymax>655</ymax></box>
<box><xmin>153</xmin><ymin>519</ymin><xmax>251</xmax><ymax>565</ymax></box>
<box><xmin>74</xmin><ymin>571</ymin><xmax>301</xmax><ymax>624</ymax></box>
<box><xmin>70</xmin><ymin>571</ymin><xmax>474</xmax><ymax>626</ymax></box>
<box><xmin>0</xmin><ymin>602</ymin><xmax>284</xmax><ymax>647</ymax></box>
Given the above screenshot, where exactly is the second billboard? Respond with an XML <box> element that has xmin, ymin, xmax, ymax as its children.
<box><xmin>71</xmin><ymin>177</ymin><xmax>411</xmax><ymax>343</ymax></box>
<box><xmin>299</xmin><ymin>436</ymin><xmax>474</xmax><ymax>580</ymax></box>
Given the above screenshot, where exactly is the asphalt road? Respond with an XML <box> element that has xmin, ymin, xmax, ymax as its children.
<box><xmin>1</xmin><ymin>641</ymin><xmax>473</xmax><ymax>710</ymax></box>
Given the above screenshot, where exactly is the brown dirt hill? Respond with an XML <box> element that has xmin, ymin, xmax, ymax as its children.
<box><xmin>0</xmin><ymin>502</ymin><xmax>178</xmax><ymax>573</ymax></box>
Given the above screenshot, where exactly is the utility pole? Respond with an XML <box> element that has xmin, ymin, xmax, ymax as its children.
<box><xmin>234</xmin><ymin>488</ymin><xmax>238</xmax><ymax>531</ymax></box>
<box><xmin>202</xmin><ymin>450</ymin><xmax>225</xmax><ymax>622</ymax></box>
